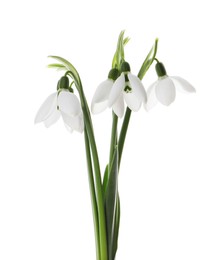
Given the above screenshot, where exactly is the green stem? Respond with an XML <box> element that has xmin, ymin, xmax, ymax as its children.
<box><xmin>109</xmin><ymin>112</ymin><xmax>118</xmax><ymax>166</ymax></box>
<box><xmin>105</xmin><ymin>112</ymin><xmax>118</xmax><ymax>259</ymax></box>
<box><xmin>118</xmin><ymin>108</ymin><xmax>131</xmax><ymax>168</ymax></box>
<box><xmin>78</xmin><ymin>84</ymin><xmax>108</xmax><ymax>260</ymax></box>
<box><xmin>64</xmin><ymin>70</ymin><xmax>108</xmax><ymax>259</ymax></box>
<box><xmin>84</xmin><ymin>130</ymin><xmax>100</xmax><ymax>260</ymax></box>
<box><xmin>83</xmin><ymin>114</ymin><xmax>108</xmax><ymax>260</ymax></box>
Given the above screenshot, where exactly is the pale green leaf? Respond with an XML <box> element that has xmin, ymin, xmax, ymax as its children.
<box><xmin>112</xmin><ymin>31</ymin><xmax>129</xmax><ymax>70</ymax></box>
<box><xmin>47</xmin><ymin>63</ymin><xmax>66</xmax><ymax>71</ymax></box>
<box><xmin>112</xmin><ymin>193</ymin><xmax>120</xmax><ymax>260</ymax></box>
<box><xmin>123</xmin><ymin>37</ymin><xmax>130</xmax><ymax>46</ymax></box>
<box><xmin>138</xmin><ymin>38</ymin><xmax>158</xmax><ymax>80</ymax></box>
<box><xmin>48</xmin><ymin>56</ymin><xmax>81</xmax><ymax>86</ymax></box>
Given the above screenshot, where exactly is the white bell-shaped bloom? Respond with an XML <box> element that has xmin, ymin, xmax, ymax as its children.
<box><xmin>145</xmin><ymin>61</ymin><xmax>195</xmax><ymax>111</ymax></box>
<box><xmin>91</xmin><ymin>64</ymin><xmax>147</xmax><ymax>118</ymax></box>
<box><xmin>91</xmin><ymin>79</ymin><xmax>114</xmax><ymax>114</ymax></box>
<box><xmin>35</xmin><ymin>90</ymin><xmax>84</xmax><ymax>133</ymax></box>
<box><xmin>108</xmin><ymin>72</ymin><xmax>147</xmax><ymax>118</ymax></box>
<box><xmin>145</xmin><ymin>75</ymin><xmax>195</xmax><ymax>111</ymax></box>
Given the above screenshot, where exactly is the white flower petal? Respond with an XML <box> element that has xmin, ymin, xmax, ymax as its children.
<box><xmin>144</xmin><ymin>82</ymin><xmax>158</xmax><ymax>111</ymax></box>
<box><xmin>155</xmin><ymin>77</ymin><xmax>176</xmax><ymax>106</ymax></box>
<box><xmin>112</xmin><ymin>94</ymin><xmax>125</xmax><ymax>118</ymax></box>
<box><xmin>108</xmin><ymin>73</ymin><xmax>125</xmax><ymax>107</ymax></box>
<box><xmin>61</xmin><ymin>112</ymin><xmax>84</xmax><ymax>133</ymax></box>
<box><xmin>91</xmin><ymin>79</ymin><xmax>113</xmax><ymax>114</ymax></box>
<box><xmin>34</xmin><ymin>92</ymin><xmax>57</xmax><ymax>123</ymax></box>
<box><xmin>123</xmin><ymin>91</ymin><xmax>141</xmax><ymax>112</ymax></box>
<box><xmin>64</xmin><ymin>123</ymin><xmax>74</xmax><ymax>133</ymax></box>
<box><xmin>128</xmin><ymin>73</ymin><xmax>147</xmax><ymax>103</ymax></box>
<box><xmin>44</xmin><ymin>109</ymin><xmax>60</xmax><ymax>128</ymax></box>
<box><xmin>170</xmin><ymin>76</ymin><xmax>196</xmax><ymax>93</ymax></box>
<box><xmin>58</xmin><ymin>91</ymin><xmax>81</xmax><ymax>116</ymax></box>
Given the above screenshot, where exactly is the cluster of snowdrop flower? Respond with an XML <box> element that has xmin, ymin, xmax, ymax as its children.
<box><xmin>91</xmin><ymin>59</ymin><xmax>195</xmax><ymax>118</ymax></box>
<box><xmin>34</xmin><ymin>34</ymin><xmax>196</xmax><ymax>260</ymax></box>
<box><xmin>35</xmin><ymin>59</ymin><xmax>195</xmax><ymax>132</ymax></box>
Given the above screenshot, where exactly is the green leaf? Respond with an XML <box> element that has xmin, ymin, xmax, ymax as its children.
<box><xmin>104</xmin><ymin>147</ymin><xmax>118</xmax><ymax>260</ymax></box>
<box><xmin>137</xmin><ymin>38</ymin><xmax>158</xmax><ymax>80</ymax></box>
<box><xmin>123</xmin><ymin>37</ymin><xmax>130</xmax><ymax>46</ymax></box>
<box><xmin>112</xmin><ymin>31</ymin><xmax>129</xmax><ymax>70</ymax></box>
<box><xmin>102</xmin><ymin>164</ymin><xmax>109</xmax><ymax>196</ymax></box>
<box><xmin>47</xmin><ymin>63</ymin><xmax>66</xmax><ymax>71</ymax></box>
<box><xmin>112</xmin><ymin>193</ymin><xmax>120</xmax><ymax>260</ymax></box>
<box><xmin>48</xmin><ymin>56</ymin><xmax>81</xmax><ymax>86</ymax></box>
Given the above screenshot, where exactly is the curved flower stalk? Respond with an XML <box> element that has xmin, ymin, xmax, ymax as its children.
<box><xmin>38</xmin><ymin>57</ymin><xmax>109</xmax><ymax>260</ymax></box>
<box><xmin>35</xmin><ymin>76</ymin><xmax>84</xmax><ymax>133</ymax></box>
<box><xmin>145</xmin><ymin>60</ymin><xmax>196</xmax><ymax>111</ymax></box>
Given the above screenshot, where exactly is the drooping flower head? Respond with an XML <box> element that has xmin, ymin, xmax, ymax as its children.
<box><xmin>108</xmin><ymin>62</ymin><xmax>147</xmax><ymax>117</ymax></box>
<box><xmin>91</xmin><ymin>68</ymin><xmax>119</xmax><ymax>115</ymax></box>
<box><xmin>35</xmin><ymin>75</ymin><xmax>84</xmax><ymax>133</ymax></box>
<box><xmin>145</xmin><ymin>60</ymin><xmax>196</xmax><ymax>111</ymax></box>
<box><xmin>91</xmin><ymin>62</ymin><xmax>147</xmax><ymax>118</ymax></box>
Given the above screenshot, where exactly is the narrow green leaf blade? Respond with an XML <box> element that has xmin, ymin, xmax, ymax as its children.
<box><xmin>112</xmin><ymin>30</ymin><xmax>128</xmax><ymax>69</ymax></box>
<box><xmin>137</xmin><ymin>38</ymin><xmax>158</xmax><ymax>80</ymax></box>
<box><xmin>102</xmin><ymin>164</ymin><xmax>109</xmax><ymax>196</ymax></box>
<box><xmin>123</xmin><ymin>37</ymin><xmax>130</xmax><ymax>46</ymax></box>
<box><xmin>47</xmin><ymin>63</ymin><xmax>66</xmax><ymax>71</ymax></box>
<box><xmin>48</xmin><ymin>56</ymin><xmax>81</xmax><ymax>85</ymax></box>
<box><xmin>48</xmin><ymin>63</ymin><xmax>66</xmax><ymax>68</ymax></box>
<box><xmin>112</xmin><ymin>193</ymin><xmax>120</xmax><ymax>259</ymax></box>
<box><xmin>104</xmin><ymin>147</ymin><xmax>118</xmax><ymax>260</ymax></box>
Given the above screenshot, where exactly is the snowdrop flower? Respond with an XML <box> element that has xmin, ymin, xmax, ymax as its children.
<box><xmin>145</xmin><ymin>61</ymin><xmax>195</xmax><ymax>111</ymax></box>
<box><xmin>108</xmin><ymin>62</ymin><xmax>147</xmax><ymax>118</ymax></box>
<box><xmin>35</xmin><ymin>76</ymin><xmax>84</xmax><ymax>133</ymax></box>
<box><xmin>91</xmin><ymin>62</ymin><xmax>147</xmax><ymax>118</ymax></box>
<box><xmin>91</xmin><ymin>68</ymin><xmax>119</xmax><ymax>115</ymax></box>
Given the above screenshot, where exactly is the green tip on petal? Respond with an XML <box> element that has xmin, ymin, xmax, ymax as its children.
<box><xmin>155</xmin><ymin>62</ymin><xmax>167</xmax><ymax>77</ymax></box>
<box><xmin>108</xmin><ymin>68</ymin><xmax>120</xmax><ymax>81</ymax></box>
<box><xmin>120</xmin><ymin>62</ymin><xmax>130</xmax><ymax>73</ymax></box>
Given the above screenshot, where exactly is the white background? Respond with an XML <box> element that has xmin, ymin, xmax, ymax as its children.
<box><xmin>0</xmin><ymin>0</ymin><xmax>221</xmax><ymax>259</ymax></box>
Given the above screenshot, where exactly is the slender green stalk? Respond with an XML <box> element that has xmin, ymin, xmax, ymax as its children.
<box><xmin>64</xmin><ymin>70</ymin><xmax>108</xmax><ymax>260</ymax></box>
<box><xmin>78</xmin><ymin>85</ymin><xmax>108</xmax><ymax>260</ymax></box>
<box><xmin>109</xmin><ymin>112</ymin><xmax>118</xmax><ymax>167</ymax></box>
<box><xmin>84</xmin><ymin>130</ymin><xmax>100</xmax><ymax>260</ymax></box>
<box><xmin>118</xmin><ymin>108</ymin><xmax>131</xmax><ymax>168</ymax></box>
<box><xmin>83</xmin><ymin>115</ymin><xmax>108</xmax><ymax>260</ymax></box>
<box><xmin>112</xmin><ymin>194</ymin><xmax>120</xmax><ymax>259</ymax></box>
<box><xmin>105</xmin><ymin>112</ymin><xmax>118</xmax><ymax>259</ymax></box>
